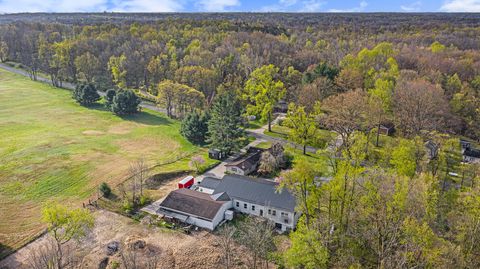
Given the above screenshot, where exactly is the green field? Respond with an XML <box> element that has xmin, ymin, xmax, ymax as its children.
<box><xmin>0</xmin><ymin>69</ymin><xmax>210</xmax><ymax>258</ymax></box>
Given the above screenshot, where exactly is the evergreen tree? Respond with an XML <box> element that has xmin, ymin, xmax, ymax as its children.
<box><xmin>72</xmin><ymin>83</ymin><xmax>100</xmax><ymax>106</ymax></box>
<box><xmin>104</xmin><ymin>89</ymin><xmax>116</xmax><ymax>109</ymax></box>
<box><xmin>111</xmin><ymin>90</ymin><xmax>140</xmax><ymax>115</ymax></box>
<box><xmin>207</xmin><ymin>91</ymin><xmax>244</xmax><ymax>154</ymax></box>
<box><xmin>181</xmin><ymin>110</ymin><xmax>209</xmax><ymax>145</ymax></box>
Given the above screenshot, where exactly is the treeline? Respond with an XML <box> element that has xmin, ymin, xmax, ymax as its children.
<box><xmin>0</xmin><ymin>15</ymin><xmax>479</xmax><ymax>140</ymax></box>
<box><xmin>279</xmin><ymin>132</ymin><xmax>480</xmax><ymax>268</ymax></box>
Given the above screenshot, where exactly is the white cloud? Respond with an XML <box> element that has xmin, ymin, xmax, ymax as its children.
<box><xmin>440</xmin><ymin>0</ymin><xmax>480</xmax><ymax>11</ymax></box>
<box><xmin>401</xmin><ymin>1</ymin><xmax>422</xmax><ymax>11</ymax></box>
<box><xmin>329</xmin><ymin>0</ymin><xmax>368</xmax><ymax>12</ymax></box>
<box><xmin>0</xmin><ymin>0</ymin><xmax>185</xmax><ymax>13</ymax></box>
<box><xmin>0</xmin><ymin>0</ymin><xmax>108</xmax><ymax>12</ymax></box>
<box><xmin>300</xmin><ymin>0</ymin><xmax>326</xmax><ymax>11</ymax></box>
<box><xmin>261</xmin><ymin>0</ymin><xmax>325</xmax><ymax>12</ymax></box>
<box><xmin>280</xmin><ymin>0</ymin><xmax>298</xmax><ymax>7</ymax></box>
<box><xmin>109</xmin><ymin>0</ymin><xmax>183</xmax><ymax>12</ymax></box>
<box><xmin>197</xmin><ymin>0</ymin><xmax>240</xmax><ymax>12</ymax></box>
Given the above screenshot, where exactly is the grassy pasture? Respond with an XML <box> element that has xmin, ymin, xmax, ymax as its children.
<box><xmin>0</xmin><ymin>69</ymin><xmax>210</xmax><ymax>258</ymax></box>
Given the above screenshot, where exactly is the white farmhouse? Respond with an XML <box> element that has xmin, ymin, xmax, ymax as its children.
<box><xmin>213</xmin><ymin>175</ymin><xmax>299</xmax><ymax>232</ymax></box>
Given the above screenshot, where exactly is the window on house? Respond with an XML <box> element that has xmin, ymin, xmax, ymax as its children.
<box><xmin>236</xmin><ymin>202</ymin><xmax>239</xmax><ymax>207</ymax></box>
<box><xmin>284</xmin><ymin>218</ymin><xmax>289</xmax><ymax>224</ymax></box>
<box><xmin>281</xmin><ymin>212</ymin><xmax>288</xmax><ymax>217</ymax></box>
<box><xmin>268</xmin><ymin>209</ymin><xmax>271</xmax><ymax>215</ymax></box>
<box><xmin>251</xmin><ymin>205</ymin><xmax>255</xmax><ymax>211</ymax></box>
<box><xmin>272</xmin><ymin>210</ymin><xmax>276</xmax><ymax>216</ymax></box>
<box><xmin>244</xmin><ymin>203</ymin><xmax>247</xmax><ymax>209</ymax></box>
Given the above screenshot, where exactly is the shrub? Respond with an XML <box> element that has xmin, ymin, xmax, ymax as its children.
<box><xmin>111</xmin><ymin>90</ymin><xmax>141</xmax><ymax>115</ymax></box>
<box><xmin>72</xmin><ymin>83</ymin><xmax>100</xmax><ymax>106</ymax></box>
<box><xmin>123</xmin><ymin>199</ymin><xmax>133</xmax><ymax>214</ymax></box>
<box><xmin>189</xmin><ymin>155</ymin><xmax>206</xmax><ymax>173</ymax></box>
<box><xmin>99</xmin><ymin>182</ymin><xmax>112</xmax><ymax>197</ymax></box>
<box><xmin>110</xmin><ymin>261</ymin><xmax>120</xmax><ymax>269</ymax></box>
<box><xmin>139</xmin><ymin>195</ymin><xmax>150</xmax><ymax>206</ymax></box>
<box><xmin>104</xmin><ymin>89</ymin><xmax>116</xmax><ymax>109</ymax></box>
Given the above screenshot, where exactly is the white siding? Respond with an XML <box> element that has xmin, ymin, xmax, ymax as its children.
<box><xmin>232</xmin><ymin>198</ymin><xmax>296</xmax><ymax>231</ymax></box>
<box><xmin>211</xmin><ymin>201</ymin><xmax>233</xmax><ymax>229</ymax></box>
<box><xmin>160</xmin><ymin>201</ymin><xmax>232</xmax><ymax>231</ymax></box>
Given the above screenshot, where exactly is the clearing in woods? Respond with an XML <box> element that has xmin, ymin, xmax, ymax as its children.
<box><xmin>0</xmin><ymin>69</ymin><xmax>209</xmax><ymax>259</ymax></box>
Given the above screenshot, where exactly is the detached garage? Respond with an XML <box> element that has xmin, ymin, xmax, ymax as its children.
<box><xmin>157</xmin><ymin>188</ymin><xmax>231</xmax><ymax>230</ymax></box>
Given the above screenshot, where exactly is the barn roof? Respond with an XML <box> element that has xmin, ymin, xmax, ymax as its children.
<box><xmin>213</xmin><ymin>174</ymin><xmax>296</xmax><ymax>212</ymax></box>
<box><xmin>159</xmin><ymin>188</ymin><xmax>229</xmax><ymax>220</ymax></box>
<box><xmin>199</xmin><ymin>177</ymin><xmax>222</xmax><ymax>190</ymax></box>
<box><xmin>225</xmin><ymin>147</ymin><xmax>263</xmax><ymax>171</ymax></box>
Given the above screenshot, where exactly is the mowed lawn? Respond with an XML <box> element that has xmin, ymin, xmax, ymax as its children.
<box><xmin>0</xmin><ymin>69</ymin><xmax>203</xmax><ymax>258</ymax></box>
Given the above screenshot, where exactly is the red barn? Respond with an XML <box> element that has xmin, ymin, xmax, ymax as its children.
<box><xmin>178</xmin><ymin>176</ymin><xmax>194</xmax><ymax>189</ymax></box>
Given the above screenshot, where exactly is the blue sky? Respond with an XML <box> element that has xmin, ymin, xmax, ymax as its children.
<box><xmin>0</xmin><ymin>0</ymin><xmax>479</xmax><ymax>13</ymax></box>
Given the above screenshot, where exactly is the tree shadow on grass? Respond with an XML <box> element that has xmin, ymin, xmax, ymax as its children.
<box><xmin>87</xmin><ymin>103</ymin><xmax>110</xmax><ymax>112</ymax></box>
<box><xmin>0</xmin><ymin>242</ymin><xmax>15</xmax><ymax>262</ymax></box>
<box><xmin>120</xmin><ymin>111</ymin><xmax>172</xmax><ymax>126</ymax></box>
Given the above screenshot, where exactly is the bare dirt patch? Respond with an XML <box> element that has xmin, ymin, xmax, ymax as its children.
<box><xmin>0</xmin><ymin>210</ymin><xmax>260</xmax><ymax>269</ymax></box>
<box><xmin>108</xmin><ymin>123</ymin><xmax>134</xmax><ymax>135</ymax></box>
<box><xmin>82</xmin><ymin>130</ymin><xmax>105</xmax><ymax>136</ymax></box>
<box><xmin>116</xmin><ymin>138</ymin><xmax>180</xmax><ymax>156</ymax></box>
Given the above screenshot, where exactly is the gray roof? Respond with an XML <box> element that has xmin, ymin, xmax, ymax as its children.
<box><xmin>225</xmin><ymin>147</ymin><xmax>264</xmax><ymax>171</ymax></box>
<box><xmin>199</xmin><ymin>177</ymin><xmax>222</xmax><ymax>190</ymax></box>
<box><xmin>159</xmin><ymin>188</ymin><xmax>228</xmax><ymax>220</ymax></box>
<box><xmin>213</xmin><ymin>174</ymin><xmax>296</xmax><ymax>212</ymax></box>
<box><xmin>211</xmin><ymin>192</ymin><xmax>230</xmax><ymax>201</ymax></box>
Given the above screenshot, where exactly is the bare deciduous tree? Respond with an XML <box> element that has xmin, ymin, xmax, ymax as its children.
<box><xmin>27</xmin><ymin>237</ymin><xmax>77</xmax><ymax>269</ymax></box>
<box><xmin>393</xmin><ymin>79</ymin><xmax>450</xmax><ymax>137</ymax></box>
<box><xmin>217</xmin><ymin>225</ymin><xmax>237</xmax><ymax>269</ymax></box>
<box><xmin>238</xmin><ymin>217</ymin><xmax>275</xmax><ymax>269</ymax></box>
<box><xmin>121</xmin><ymin>244</ymin><xmax>161</xmax><ymax>269</ymax></box>
<box><xmin>129</xmin><ymin>158</ymin><xmax>150</xmax><ymax>204</ymax></box>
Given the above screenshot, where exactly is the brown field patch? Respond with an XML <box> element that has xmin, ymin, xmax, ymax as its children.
<box><xmin>108</xmin><ymin>123</ymin><xmax>134</xmax><ymax>135</ymax></box>
<box><xmin>116</xmin><ymin>138</ymin><xmax>180</xmax><ymax>157</ymax></box>
<box><xmin>0</xmin><ymin>210</ymin><xmax>261</xmax><ymax>269</ymax></box>
<box><xmin>82</xmin><ymin>130</ymin><xmax>105</xmax><ymax>136</ymax></box>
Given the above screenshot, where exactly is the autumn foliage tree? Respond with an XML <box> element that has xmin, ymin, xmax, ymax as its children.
<box><xmin>393</xmin><ymin>78</ymin><xmax>450</xmax><ymax>137</ymax></box>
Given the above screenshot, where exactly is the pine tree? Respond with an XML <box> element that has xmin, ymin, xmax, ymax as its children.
<box><xmin>181</xmin><ymin>110</ymin><xmax>209</xmax><ymax>145</ymax></box>
<box><xmin>111</xmin><ymin>90</ymin><xmax>140</xmax><ymax>115</ymax></box>
<box><xmin>72</xmin><ymin>83</ymin><xmax>100</xmax><ymax>106</ymax></box>
<box><xmin>207</xmin><ymin>91</ymin><xmax>244</xmax><ymax>154</ymax></box>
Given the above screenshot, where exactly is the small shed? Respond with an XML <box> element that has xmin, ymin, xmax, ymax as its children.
<box><xmin>209</xmin><ymin>148</ymin><xmax>226</xmax><ymax>160</ymax></box>
<box><xmin>378</xmin><ymin>122</ymin><xmax>395</xmax><ymax>136</ymax></box>
<box><xmin>463</xmin><ymin>147</ymin><xmax>480</xmax><ymax>163</ymax></box>
<box><xmin>178</xmin><ymin>176</ymin><xmax>194</xmax><ymax>189</ymax></box>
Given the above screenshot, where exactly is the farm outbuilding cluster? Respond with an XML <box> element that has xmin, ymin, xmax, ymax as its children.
<box><xmin>158</xmin><ymin>174</ymin><xmax>299</xmax><ymax>232</ymax></box>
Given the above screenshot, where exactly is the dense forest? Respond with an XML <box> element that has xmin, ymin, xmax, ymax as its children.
<box><xmin>1</xmin><ymin>13</ymin><xmax>480</xmax><ymax>268</ymax></box>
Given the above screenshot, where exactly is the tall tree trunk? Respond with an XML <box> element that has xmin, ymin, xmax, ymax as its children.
<box><xmin>376</xmin><ymin>123</ymin><xmax>381</xmax><ymax>147</ymax></box>
<box><xmin>268</xmin><ymin>112</ymin><xmax>272</xmax><ymax>132</ymax></box>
